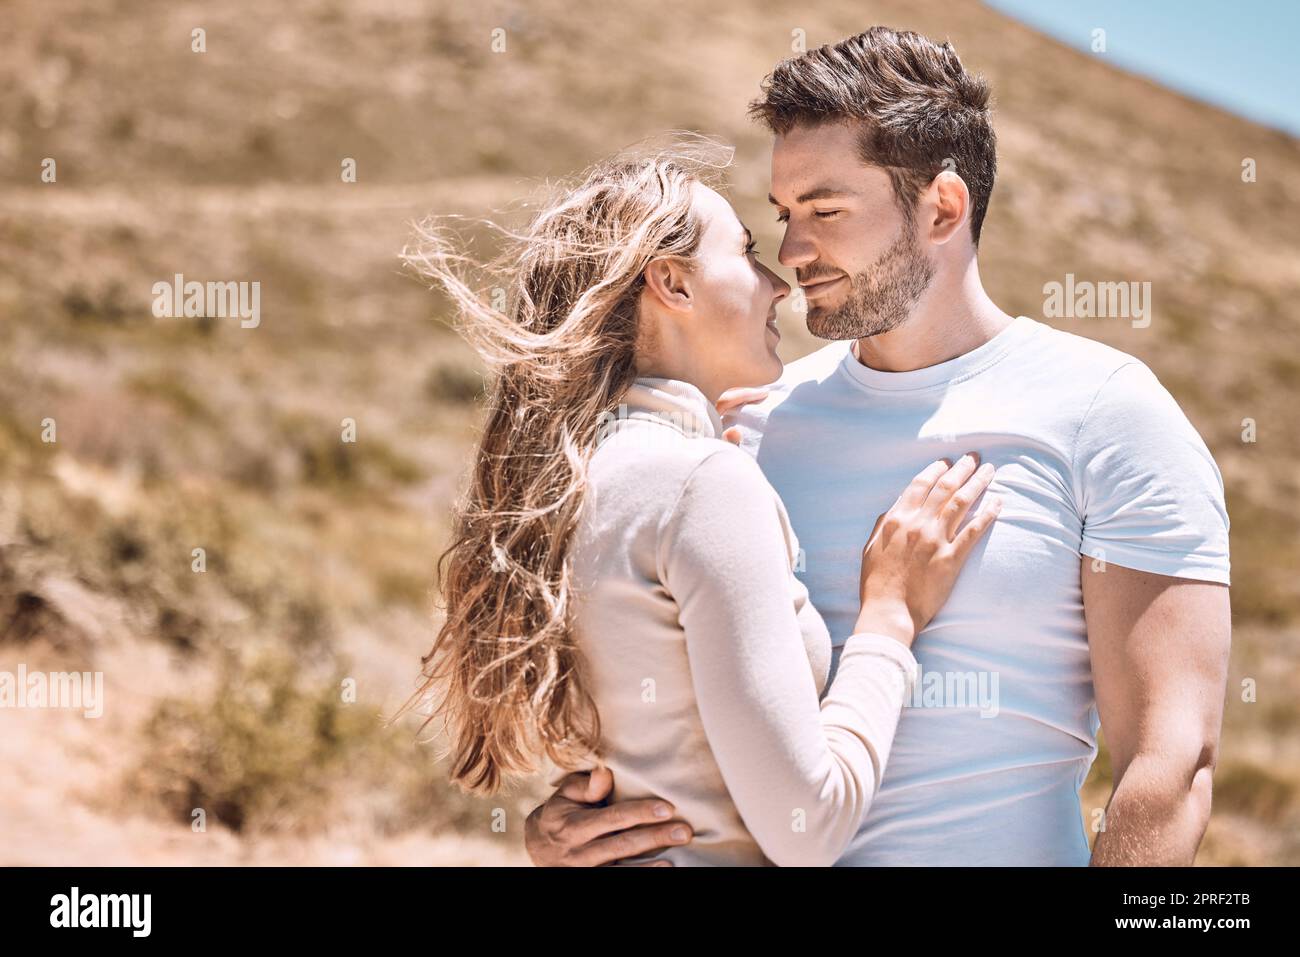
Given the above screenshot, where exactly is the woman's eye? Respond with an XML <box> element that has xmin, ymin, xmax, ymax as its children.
<box><xmin>744</xmin><ymin>242</ymin><xmax>759</xmax><ymax>256</ymax></box>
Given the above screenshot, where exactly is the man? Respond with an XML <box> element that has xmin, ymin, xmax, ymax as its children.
<box><xmin>525</xmin><ymin>26</ymin><xmax>1231</xmax><ymax>866</ymax></box>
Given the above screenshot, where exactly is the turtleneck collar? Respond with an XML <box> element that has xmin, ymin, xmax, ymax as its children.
<box><xmin>614</xmin><ymin>377</ymin><xmax>725</xmax><ymax>440</ymax></box>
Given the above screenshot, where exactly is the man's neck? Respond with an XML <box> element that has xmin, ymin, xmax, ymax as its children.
<box><xmin>854</xmin><ymin>260</ymin><xmax>1015</xmax><ymax>373</ymax></box>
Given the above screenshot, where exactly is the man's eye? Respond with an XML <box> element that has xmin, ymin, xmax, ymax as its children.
<box><xmin>775</xmin><ymin>212</ymin><xmax>789</xmax><ymax>223</ymax></box>
<box><xmin>814</xmin><ymin>210</ymin><xmax>841</xmax><ymax>219</ymax></box>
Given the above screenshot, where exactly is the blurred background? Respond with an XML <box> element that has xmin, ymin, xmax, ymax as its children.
<box><xmin>1</xmin><ymin>0</ymin><xmax>1296</xmax><ymax>865</ymax></box>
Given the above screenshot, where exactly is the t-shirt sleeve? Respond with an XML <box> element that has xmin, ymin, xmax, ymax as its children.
<box><xmin>660</xmin><ymin>445</ymin><xmax>918</xmax><ymax>867</ymax></box>
<box><xmin>1072</xmin><ymin>361</ymin><xmax>1230</xmax><ymax>584</ymax></box>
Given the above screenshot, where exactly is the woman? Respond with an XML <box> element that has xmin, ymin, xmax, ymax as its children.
<box><xmin>399</xmin><ymin>151</ymin><xmax>1000</xmax><ymax>866</ymax></box>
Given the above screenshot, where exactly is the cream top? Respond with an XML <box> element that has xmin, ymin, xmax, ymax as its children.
<box><xmin>566</xmin><ymin>376</ymin><xmax>919</xmax><ymax>866</ymax></box>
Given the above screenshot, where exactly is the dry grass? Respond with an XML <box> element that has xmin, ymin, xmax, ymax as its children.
<box><xmin>0</xmin><ymin>0</ymin><xmax>1296</xmax><ymax>864</ymax></box>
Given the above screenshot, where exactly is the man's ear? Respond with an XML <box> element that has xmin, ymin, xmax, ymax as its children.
<box><xmin>926</xmin><ymin>170</ymin><xmax>970</xmax><ymax>246</ymax></box>
<box><xmin>643</xmin><ymin>258</ymin><xmax>693</xmax><ymax>313</ymax></box>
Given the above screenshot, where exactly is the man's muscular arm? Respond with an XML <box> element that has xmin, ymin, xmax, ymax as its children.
<box><xmin>1084</xmin><ymin>560</ymin><xmax>1231</xmax><ymax>865</ymax></box>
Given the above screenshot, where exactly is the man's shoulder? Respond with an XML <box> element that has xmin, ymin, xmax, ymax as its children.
<box><xmin>723</xmin><ymin>339</ymin><xmax>852</xmax><ymax>454</ymax></box>
<box><xmin>1023</xmin><ymin>319</ymin><xmax>1153</xmax><ymax>388</ymax></box>
<box><xmin>744</xmin><ymin>338</ymin><xmax>852</xmax><ymax>417</ymax></box>
<box><xmin>1004</xmin><ymin>322</ymin><xmax>1209</xmax><ymax>466</ymax></box>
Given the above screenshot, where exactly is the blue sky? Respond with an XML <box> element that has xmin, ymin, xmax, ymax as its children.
<box><xmin>985</xmin><ymin>0</ymin><xmax>1300</xmax><ymax>136</ymax></box>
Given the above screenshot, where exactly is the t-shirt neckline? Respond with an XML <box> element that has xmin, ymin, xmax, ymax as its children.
<box><xmin>838</xmin><ymin>314</ymin><xmax>1038</xmax><ymax>393</ymax></box>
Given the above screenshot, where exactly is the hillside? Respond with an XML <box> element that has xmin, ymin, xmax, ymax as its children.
<box><xmin>1</xmin><ymin>0</ymin><xmax>1297</xmax><ymax>864</ymax></box>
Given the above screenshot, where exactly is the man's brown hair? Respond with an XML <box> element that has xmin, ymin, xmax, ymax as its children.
<box><xmin>750</xmin><ymin>26</ymin><xmax>996</xmax><ymax>245</ymax></box>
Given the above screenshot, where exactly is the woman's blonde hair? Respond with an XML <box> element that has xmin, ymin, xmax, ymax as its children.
<box><xmin>396</xmin><ymin>142</ymin><xmax>729</xmax><ymax>794</ymax></box>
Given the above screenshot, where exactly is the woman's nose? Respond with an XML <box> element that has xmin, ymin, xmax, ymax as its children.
<box><xmin>765</xmin><ymin>264</ymin><xmax>791</xmax><ymax>304</ymax></box>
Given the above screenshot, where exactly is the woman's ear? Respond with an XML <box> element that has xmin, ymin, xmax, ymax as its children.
<box><xmin>642</xmin><ymin>258</ymin><xmax>693</xmax><ymax>313</ymax></box>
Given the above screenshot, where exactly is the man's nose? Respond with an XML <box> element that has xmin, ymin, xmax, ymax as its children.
<box><xmin>778</xmin><ymin>225</ymin><xmax>816</xmax><ymax>270</ymax></box>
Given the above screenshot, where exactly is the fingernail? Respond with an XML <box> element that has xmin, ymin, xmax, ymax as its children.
<box><xmin>671</xmin><ymin>826</ymin><xmax>690</xmax><ymax>841</ymax></box>
<box><xmin>653</xmin><ymin>804</ymin><xmax>672</xmax><ymax>819</ymax></box>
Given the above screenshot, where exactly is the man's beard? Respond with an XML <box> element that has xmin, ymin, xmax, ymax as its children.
<box><xmin>804</xmin><ymin>222</ymin><xmax>935</xmax><ymax>341</ymax></box>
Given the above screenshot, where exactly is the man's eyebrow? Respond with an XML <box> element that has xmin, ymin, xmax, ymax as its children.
<box><xmin>768</xmin><ymin>186</ymin><xmax>856</xmax><ymax>206</ymax></box>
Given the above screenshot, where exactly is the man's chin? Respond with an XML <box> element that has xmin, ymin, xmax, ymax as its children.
<box><xmin>804</xmin><ymin>305</ymin><xmax>854</xmax><ymax>341</ymax></box>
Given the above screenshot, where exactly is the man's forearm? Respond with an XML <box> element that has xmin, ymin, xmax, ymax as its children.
<box><xmin>1090</xmin><ymin>754</ymin><xmax>1214</xmax><ymax>866</ymax></box>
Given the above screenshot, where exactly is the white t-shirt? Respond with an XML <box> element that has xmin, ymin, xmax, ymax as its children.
<box><xmin>728</xmin><ymin>315</ymin><xmax>1231</xmax><ymax>866</ymax></box>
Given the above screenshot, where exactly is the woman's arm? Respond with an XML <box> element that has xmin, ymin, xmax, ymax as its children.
<box><xmin>661</xmin><ymin>447</ymin><xmax>998</xmax><ymax>867</ymax></box>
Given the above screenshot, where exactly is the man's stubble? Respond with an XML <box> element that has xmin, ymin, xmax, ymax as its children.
<box><xmin>805</xmin><ymin>217</ymin><xmax>935</xmax><ymax>341</ymax></box>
